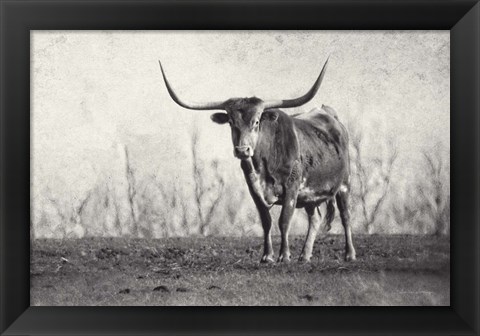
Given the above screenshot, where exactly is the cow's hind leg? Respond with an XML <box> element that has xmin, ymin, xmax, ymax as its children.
<box><xmin>299</xmin><ymin>205</ymin><xmax>321</xmax><ymax>262</ymax></box>
<box><xmin>336</xmin><ymin>189</ymin><xmax>356</xmax><ymax>261</ymax></box>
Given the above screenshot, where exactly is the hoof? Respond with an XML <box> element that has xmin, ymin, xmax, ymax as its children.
<box><xmin>345</xmin><ymin>253</ymin><xmax>357</xmax><ymax>262</ymax></box>
<box><xmin>277</xmin><ymin>254</ymin><xmax>291</xmax><ymax>263</ymax></box>
<box><xmin>260</xmin><ymin>255</ymin><xmax>275</xmax><ymax>263</ymax></box>
<box><xmin>298</xmin><ymin>255</ymin><xmax>312</xmax><ymax>263</ymax></box>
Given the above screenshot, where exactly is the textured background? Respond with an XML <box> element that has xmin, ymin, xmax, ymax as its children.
<box><xmin>31</xmin><ymin>31</ymin><xmax>450</xmax><ymax>238</ymax></box>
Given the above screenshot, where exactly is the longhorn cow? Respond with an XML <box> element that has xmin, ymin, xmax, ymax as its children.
<box><xmin>158</xmin><ymin>59</ymin><xmax>356</xmax><ymax>263</ymax></box>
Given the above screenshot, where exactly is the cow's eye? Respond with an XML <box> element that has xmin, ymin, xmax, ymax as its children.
<box><xmin>254</xmin><ymin>120</ymin><xmax>259</xmax><ymax>127</ymax></box>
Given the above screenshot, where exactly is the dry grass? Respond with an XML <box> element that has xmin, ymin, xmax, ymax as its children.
<box><xmin>31</xmin><ymin>234</ymin><xmax>449</xmax><ymax>306</ymax></box>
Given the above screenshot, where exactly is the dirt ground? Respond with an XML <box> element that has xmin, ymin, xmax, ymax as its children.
<box><xmin>30</xmin><ymin>234</ymin><xmax>449</xmax><ymax>306</ymax></box>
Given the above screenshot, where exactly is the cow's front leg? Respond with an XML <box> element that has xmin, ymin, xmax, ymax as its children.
<box><xmin>241</xmin><ymin>160</ymin><xmax>274</xmax><ymax>263</ymax></box>
<box><xmin>248</xmin><ymin>193</ymin><xmax>274</xmax><ymax>263</ymax></box>
<box><xmin>277</xmin><ymin>194</ymin><xmax>298</xmax><ymax>263</ymax></box>
<box><xmin>255</xmin><ymin>201</ymin><xmax>274</xmax><ymax>263</ymax></box>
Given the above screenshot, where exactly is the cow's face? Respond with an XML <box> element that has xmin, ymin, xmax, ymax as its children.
<box><xmin>211</xmin><ymin>97</ymin><xmax>278</xmax><ymax>160</ymax></box>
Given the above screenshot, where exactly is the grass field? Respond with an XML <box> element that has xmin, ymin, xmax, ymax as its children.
<box><xmin>31</xmin><ymin>234</ymin><xmax>449</xmax><ymax>306</ymax></box>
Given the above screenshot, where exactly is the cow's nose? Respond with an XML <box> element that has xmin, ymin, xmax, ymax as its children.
<box><xmin>234</xmin><ymin>146</ymin><xmax>252</xmax><ymax>158</ymax></box>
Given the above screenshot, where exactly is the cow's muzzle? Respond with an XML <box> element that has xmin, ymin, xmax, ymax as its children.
<box><xmin>234</xmin><ymin>146</ymin><xmax>253</xmax><ymax>160</ymax></box>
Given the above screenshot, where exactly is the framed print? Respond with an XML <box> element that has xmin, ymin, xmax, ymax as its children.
<box><xmin>1</xmin><ymin>0</ymin><xmax>479</xmax><ymax>335</ymax></box>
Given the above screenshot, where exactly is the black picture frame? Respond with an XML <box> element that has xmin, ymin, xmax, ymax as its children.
<box><xmin>1</xmin><ymin>0</ymin><xmax>478</xmax><ymax>335</ymax></box>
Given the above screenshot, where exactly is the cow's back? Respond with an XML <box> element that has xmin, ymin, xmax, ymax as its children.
<box><xmin>294</xmin><ymin>105</ymin><xmax>338</xmax><ymax>121</ymax></box>
<box><xmin>293</xmin><ymin>105</ymin><xmax>348</xmax><ymax>148</ymax></box>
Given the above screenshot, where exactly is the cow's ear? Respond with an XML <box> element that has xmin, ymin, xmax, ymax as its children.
<box><xmin>210</xmin><ymin>113</ymin><xmax>229</xmax><ymax>124</ymax></box>
<box><xmin>261</xmin><ymin>111</ymin><xmax>279</xmax><ymax>122</ymax></box>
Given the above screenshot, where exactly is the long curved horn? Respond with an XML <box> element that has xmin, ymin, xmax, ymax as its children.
<box><xmin>158</xmin><ymin>61</ymin><xmax>226</xmax><ymax>110</ymax></box>
<box><xmin>263</xmin><ymin>57</ymin><xmax>329</xmax><ymax>109</ymax></box>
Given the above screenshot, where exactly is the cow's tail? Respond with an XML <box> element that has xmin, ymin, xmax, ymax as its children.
<box><xmin>317</xmin><ymin>200</ymin><xmax>335</xmax><ymax>231</ymax></box>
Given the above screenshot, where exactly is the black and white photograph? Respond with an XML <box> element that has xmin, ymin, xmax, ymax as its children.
<box><xmin>31</xmin><ymin>30</ymin><xmax>450</xmax><ymax>306</ymax></box>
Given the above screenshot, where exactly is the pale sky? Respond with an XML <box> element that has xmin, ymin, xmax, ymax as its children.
<box><xmin>32</xmin><ymin>31</ymin><xmax>449</xmax><ymax>235</ymax></box>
